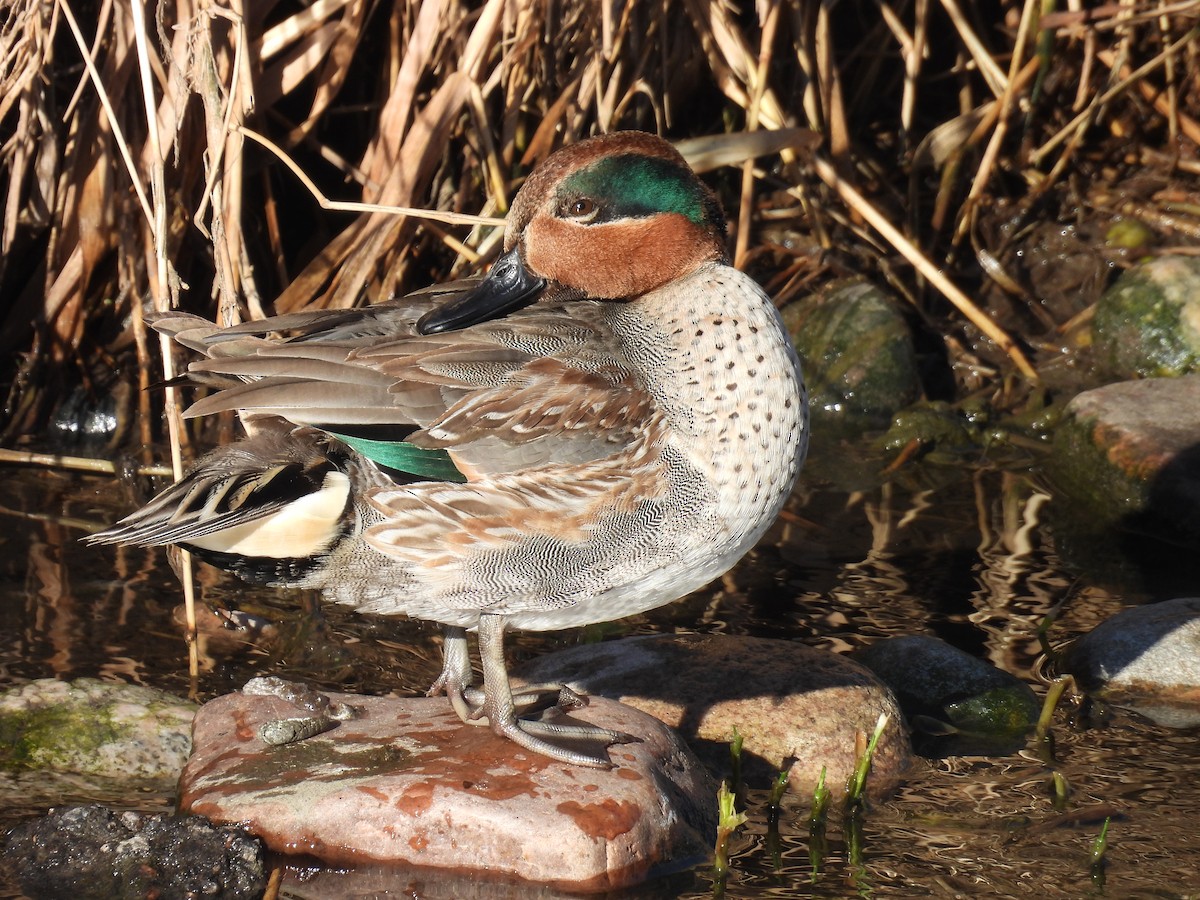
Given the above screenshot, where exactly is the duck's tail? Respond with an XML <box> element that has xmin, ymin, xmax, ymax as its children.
<box><xmin>86</xmin><ymin>427</ymin><xmax>360</xmax><ymax>585</ymax></box>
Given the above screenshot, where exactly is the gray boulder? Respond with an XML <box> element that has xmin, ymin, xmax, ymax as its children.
<box><xmin>1065</xmin><ymin>597</ymin><xmax>1200</xmax><ymax>727</ymax></box>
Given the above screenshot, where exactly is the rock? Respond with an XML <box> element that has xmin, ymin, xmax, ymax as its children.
<box><xmin>49</xmin><ymin>381</ymin><xmax>133</xmax><ymax>452</ymax></box>
<box><xmin>855</xmin><ymin>635</ymin><xmax>1040</xmax><ymax>756</ymax></box>
<box><xmin>518</xmin><ymin>634</ymin><xmax>913</xmax><ymax>797</ymax></box>
<box><xmin>781</xmin><ymin>277</ymin><xmax>921</xmax><ymax>433</ymax></box>
<box><xmin>179</xmin><ymin>690</ymin><xmax>715</xmax><ymax>894</ymax></box>
<box><xmin>1065</xmin><ymin>597</ymin><xmax>1200</xmax><ymax>727</ymax></box>
<box><xmin>0</xmin><ymin>679</ymin><xmax>196</xmax><ymax>785</ymax></box>
<box><xmin>1047</xmin><ymin>375</ymin><xmax>1200</xmax><ymax>542</ymax></box>
<box><xmin>1092</xmin><ymin>255</ymin><xmax>1200</xmax><ymax>379</ymax></box>
<box><xmin>877</xmin><ymin>401</ymin><xmax>978</xmax><ymax>457</ymax></box>
<box><xmin>5</xmin><ymin>805</ymin><xmax>265</xmax><ymax>900</ymax></box>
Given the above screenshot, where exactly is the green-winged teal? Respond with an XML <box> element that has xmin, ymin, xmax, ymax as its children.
<box><xmin>90</xmin><ymin>131</ymin><xmax>809</xmax><ymax>766</ymax></box>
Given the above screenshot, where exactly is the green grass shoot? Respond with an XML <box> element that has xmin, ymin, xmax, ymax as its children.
<box><xmin>713</xmin><ymin>780</ymin><xmax>747</xmax><ymax>883</ymax></box>
<box><xmin>1050</xmin><ymin>770</ymin><xmax>1069</xmax><ymax>811</ymax></box>
<box><xmin>728</xmin><ymin>725</ymin><xmax>744</xmax><ymax>798</ymax></box>
<box><xmin>1089</xmin><ymin>815</ymin><xmax>1111</xmax><ymax>890</ymax></box>
<box><xmin>847</xmin><ymin>712</ymin><xmax>888</xmax><ymax>808</ymax></box>
<box><xmin>767</xmin><ymin>767</ymin><xmax>789</xmax><ymax>827</ymax></box>
<box><xmin>1090</xmin><ymin>815</ymin><xmax>1111</xmax><ymax>867</ymax></box>
<box><xmin>808</xmin><ymin>765</ymin><xmax>830</xmax><ymax>878</ymax></box>
<box><xmin>1036</xmin><ymin>677</ymin><xmax>1069</xmax><ymax>742</ymax></box>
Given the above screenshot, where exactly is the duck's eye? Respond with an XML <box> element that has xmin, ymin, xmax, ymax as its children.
<box><xmin>566</xmin><ymin>197</ymin><xmax>599</xmax><ymax>221</ymax></box>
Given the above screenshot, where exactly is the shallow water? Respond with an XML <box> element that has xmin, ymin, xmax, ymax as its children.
<box><xmin>1</xmin><ymin>435</ymin><xmax>1198</xmax><ymax>898</ymax></box>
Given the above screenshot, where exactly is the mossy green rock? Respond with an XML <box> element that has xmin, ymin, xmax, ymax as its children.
<box><xmin>782</xmin><ymin>278</ymin><xmax>920</xmax><ymax>431</ymax></box>
<box><xmin>0</xmin><ymin>679</ymin><xmax>196</xmax><ymax>783</ymax></box>
<box><xmin>1092</xmin><ymin>256</ymin><xmax>1200</xmax><ymax>378</ymax></box>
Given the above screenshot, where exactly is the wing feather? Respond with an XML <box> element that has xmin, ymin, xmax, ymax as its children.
<box><xmin>153</xmin><ymin>296</ymin><xmax>655</xmax><ymax>475</ymax></box>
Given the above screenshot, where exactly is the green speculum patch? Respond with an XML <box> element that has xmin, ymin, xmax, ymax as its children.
<box><xmin>325</xmin><ymin>430</ymin><xmax>467</xmax><ymax>483</ymax></box>
<box><xmin>561</xmin><ymin>155</ymin><xmax>714</xmax><ymax>226</ymax></box>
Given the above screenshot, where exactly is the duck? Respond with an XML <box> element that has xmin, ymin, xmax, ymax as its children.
<box><xmin>89</xmin><ymin>131</ymin><xmax>809</xmax><ymax>767</ymax></box>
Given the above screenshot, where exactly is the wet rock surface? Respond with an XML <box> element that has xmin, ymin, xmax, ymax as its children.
<box><xmin>1048</xmin><ymin>374</ymin><xmax>1200</xmax><ymax>542</ymax></box>
<box><xmin>519</xmin><ymin>634</ymin><xmax>913</xmax><ymax>796</ymax></box>
<box><xmin>4</xmin><ymin>805</ymin><xmax>265</xmax><ymax>900</ymax></box>
<box><xmin>179</xmin><ymin>690</ymin><xmax>716</xmax><ymax>894</ymax></box>
<box><xmin>1066</xmin><ymin>597</ymin><xmax>1200</xmax><ymax>727</ymax></box>
<box><xmin>856</xmin><ymin>634</ymin><xmax>1040</xmax><ymax>756</ymax></box>
<box><xmin>0</xmin><ymin>678</ymin><xmax>196</xmax><ymax>785</ymax></box>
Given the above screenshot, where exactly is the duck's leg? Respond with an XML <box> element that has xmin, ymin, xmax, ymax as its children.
<box><xmin>476</xmin><ymin>612</ymin><xmax>638</xmax><ymax>768</ymax></box>
<box><xmin>428</xmin><ymin>626</ymin><xmax>479</xmax><ymax>724</ymax></box>
<box><xmin>431</xmin><ymin>627</ymin><xmax>593</xmax><ymax>724</ymax></box>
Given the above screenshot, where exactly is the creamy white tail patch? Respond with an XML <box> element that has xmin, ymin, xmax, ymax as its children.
<box><xmin>187</xmin><ymin>472</ymin><xmax>351</xmax><ymax>557</ymax></box>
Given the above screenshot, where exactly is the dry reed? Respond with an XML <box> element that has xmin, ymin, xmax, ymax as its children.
<box><xmin>2</xmin><ymin>0</ymin><xmax>1199</xmax><ymax>445</ymax></box>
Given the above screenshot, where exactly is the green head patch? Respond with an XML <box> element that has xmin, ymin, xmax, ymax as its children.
<box><xmin>558</xmin><ymin>155</ymin><xmax>725</xmax><ymax>232</ymax></box>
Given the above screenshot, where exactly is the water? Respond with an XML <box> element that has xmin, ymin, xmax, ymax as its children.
<box><xmin>1</xmin><ymin>437</ymin><xmax>1198</xmax><ymax>898</ymax></box>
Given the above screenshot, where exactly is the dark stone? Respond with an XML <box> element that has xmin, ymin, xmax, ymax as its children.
<box><xmin>5</xmin><ymin>805</ymin><xmax>265</xmax><ymax>900</ymax></box>
<box><xmin>856</xmin><ymin>635</ymin><xmax>1040</xmax><ymax>756</ymax></box>
<box><xmin>782</xmin><ymin>278</ymin><xmax>921</xmax><ymax>433</ymax></box>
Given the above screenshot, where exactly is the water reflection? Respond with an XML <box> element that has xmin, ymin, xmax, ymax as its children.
<box><xmin>2</xmin><ymin>451</ymin><xmax>1199</xmax><ymax>897</ymax></box>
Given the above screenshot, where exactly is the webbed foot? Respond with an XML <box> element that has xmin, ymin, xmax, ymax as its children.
<box><xmin>474</xmin><ymin>614</ymin><xmax>640</xmax><ymax>768</ymax></box>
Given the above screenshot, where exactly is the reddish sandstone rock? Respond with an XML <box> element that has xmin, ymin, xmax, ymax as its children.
<box><xmin>179</xmin><ymin>691</ymin><xmax>715</xmax><ymax>894</ymax></box>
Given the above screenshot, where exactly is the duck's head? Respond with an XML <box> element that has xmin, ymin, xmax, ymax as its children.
<box><xmin>418</xmin><ymin>132</ymin><xmax>728</xmax><ymax>334</ymax></box>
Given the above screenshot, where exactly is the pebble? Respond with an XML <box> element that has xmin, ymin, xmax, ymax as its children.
<box><xmin>856</xmin><ymin>634</ymin><xmax>1040</xmax><ymax>755</ymax></box>
<box><xmin>1091</xmin><ymin>255</ymin><xmax>1200</xmax><ymax>379</ymax></box>
<box><xmin>781</xmin><ymin>277</ymin><xmax>921</xmax><ymax>434</ymax></box>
